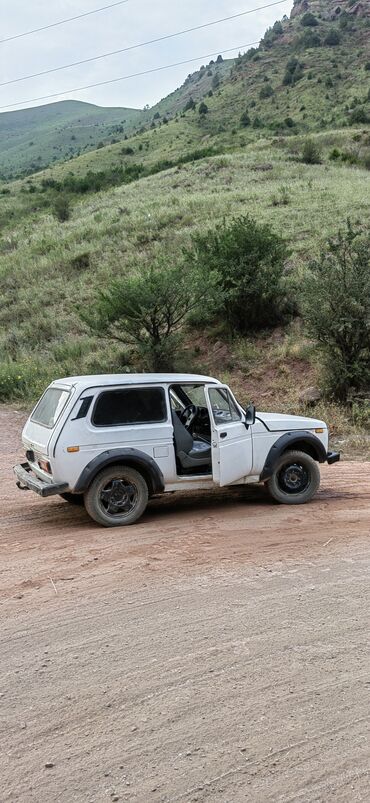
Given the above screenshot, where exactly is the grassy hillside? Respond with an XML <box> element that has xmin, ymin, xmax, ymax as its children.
<box><xmin>0</xmin><ymin>0</ymin><xmax>369</xmax><ymax>453</ymax></box>
<box><xmin>0</xmin><ymin>100</ymin><xmax>143</xmax><ymax>179</ymax></box>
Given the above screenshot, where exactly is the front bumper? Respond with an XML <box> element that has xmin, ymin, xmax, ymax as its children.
<box><xmin>327</xmin><ymin>451</ymin><xmax>340</xmax><ymax>465</ymax></box>
<box><xmin>14</xmin><ymin>463</ymin><xmax>69</xmax><ymax>498</ymax></box>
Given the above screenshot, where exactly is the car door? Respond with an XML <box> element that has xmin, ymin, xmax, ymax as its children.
<box><xmin>204</xmin><ymin>385</ymin><xmax>252</xmax><ymax>486</ymax></box>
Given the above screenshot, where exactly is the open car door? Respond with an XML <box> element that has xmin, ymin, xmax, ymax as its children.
<box><xmin>204</xmin><ymin>385</ymin><xmax>252</xmax><ymax>487</ymax></box>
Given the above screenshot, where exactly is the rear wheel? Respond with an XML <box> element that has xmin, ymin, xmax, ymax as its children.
<box><xmin>84</xmin><ymin>465</ymin><xmax>148</xmax><ymax>527</ymax></box>
<box><xmin>266</xmin><ymin>450</ymin><xmax>320</xmax><ymax>505</ymax></box>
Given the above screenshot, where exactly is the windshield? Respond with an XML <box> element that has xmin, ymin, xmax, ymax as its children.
<box><xmin>31</xmin><ymin>387</ymin><xmax>70</xmax><ymax>428</ymax></box>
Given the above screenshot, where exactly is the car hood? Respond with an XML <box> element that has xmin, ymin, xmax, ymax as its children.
<box><xmin>257</xmin><ymin>412</ymin><xmax>326</xmax><ymax>432</ymax></box>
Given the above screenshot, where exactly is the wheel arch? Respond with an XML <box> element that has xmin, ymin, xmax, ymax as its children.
<box><xmin>74</xmin><ymin>449</ymin><xmax>165</xmax><ymax>496</ymax></box>
<box><xmin>260</xmin><ymin>431</ymin><xmax>327</xmax><ymax>481</ymax></box>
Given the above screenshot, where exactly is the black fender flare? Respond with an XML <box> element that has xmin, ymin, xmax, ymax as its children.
<box><xmin>260</xmin><ymin>431</ymin><xmax>327</xmax><ymax>481</ymax></box>
<box><xmin>74</xmin><ymin>448</ymin><xmax>165</xmax><ymax>495</ymax></box>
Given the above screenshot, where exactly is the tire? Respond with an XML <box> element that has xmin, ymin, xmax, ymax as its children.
<box><xmin>84</xmin><ymin>465</ymin><xmax>149</xmax><ymax>527</ymax></box>
<box><xmin>59</xmin><ymin>492</ymin><xmax>84</xmax><ymax>506</ymax></box>
<box><xmin>266</xmin><ymin>450</ymin><xmax>320</xmax><ymax>505</ymax></box>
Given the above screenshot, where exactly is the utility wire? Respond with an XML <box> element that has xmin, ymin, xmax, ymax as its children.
<box><xmin>0</xmin><ymin>43</ymin><xmax>260</xmax><ymax>111</ymax></box>
<box><xmin>0</xmin><ymin>1</ymin><xmax>131</xmax><ymax>44</ymax></box>
<box><xmin>0</xmin><ymin>0</ymin><xmax>288</xmax><ymax>87</ymax></box>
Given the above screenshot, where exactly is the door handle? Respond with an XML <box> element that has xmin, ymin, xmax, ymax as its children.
<box><xmin>220</xmin><ymin>432</ymin><xmax>227</xmax><ymax>439</ymax></box>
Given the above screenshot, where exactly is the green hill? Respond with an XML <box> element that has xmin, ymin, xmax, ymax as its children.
<box><xmin>0</xmin><ymin>0</ymin><xmax>369</xmax><ymax>453</ymax></box>
<box><xmin>0</xmin><ymin>100</ymin><xmax>143</xmax><ymax>179</ymax></box>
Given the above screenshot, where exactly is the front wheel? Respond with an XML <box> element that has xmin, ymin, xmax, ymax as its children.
<box><xmin>84</xmin><ymin>465</ymin><xmax>149</xmax><ymax>527</ymax></box>
<box><xmin>266</xmin><ymin>450</ymin><xmax>320</xmax><ymax>505</ymax></box>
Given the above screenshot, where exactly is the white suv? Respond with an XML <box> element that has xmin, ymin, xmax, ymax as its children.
<box><xmin>14</xmin><ymin>373</ymin><xmax>340</xmax><ymax>527</ymax></box>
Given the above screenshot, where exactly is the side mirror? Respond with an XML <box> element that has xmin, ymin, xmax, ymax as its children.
<box><xmin>245</xmin><ymin>404</ymin><xmax>256</xmax><ymax>427</ymax></box>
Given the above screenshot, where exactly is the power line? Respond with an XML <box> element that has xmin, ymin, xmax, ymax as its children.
<box><xmin>0</xmin><ymin>43</ymin><xmax>260</xmax><ymax>111</ymax></box>
<box><xmin>0</xmin><ymin>0</ymin><xmax>289</xmax><ymax>87</ymax></box>
<box><xmin>0</xmin><ymin>0</ymin><xmax>131</xmax><ymax>45</ymax></box>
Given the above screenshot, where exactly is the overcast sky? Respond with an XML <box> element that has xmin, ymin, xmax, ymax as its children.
<box><xmin>0</xmin><ymin>0</ymin><xmax>293</xmax><ymax>112</ymax></box>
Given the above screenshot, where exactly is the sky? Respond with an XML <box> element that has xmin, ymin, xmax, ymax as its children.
<box><xmin>0</xmin><ymin>0</ymin><xmax>293</xmax><ymax>112</ymax></box>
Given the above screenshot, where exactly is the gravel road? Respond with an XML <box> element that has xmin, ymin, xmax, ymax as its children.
<box><xmin>1</xmin><ymin>408</ymin><xmax>369</xmax><ymax>802</ymax></box>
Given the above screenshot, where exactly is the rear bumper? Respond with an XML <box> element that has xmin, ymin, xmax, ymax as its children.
<box><xmin>14</xmin><ymin>463</ymin><xmax>69</xmax><ymax>498</ymax></box>
<box><xmin>327</xmin><ymin>451</ymin><xmax>340</xmax><ymax>465</ymax></box>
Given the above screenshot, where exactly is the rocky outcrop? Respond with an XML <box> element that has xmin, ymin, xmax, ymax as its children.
<box><xmin>291</xmin><ymin>0</ymin><xmax>309</xmax><ymax>18</ymax></box>
<box><xmin>291</xmin><ymin>0</ymin><xmax>370</xmax><ymax>20</ymax></box>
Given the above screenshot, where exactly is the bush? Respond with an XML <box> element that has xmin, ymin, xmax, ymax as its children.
<box><xmin>349</xmin><ymin>107</ymin><xmax>369</xmax><ymax>125</ymax></box>
<box><xmin>184</xmin><ymin>216</ymin><xmax>289</xmax><ymax>334</ymax></box>
<box><xmin>301</xmin><ymin>223</ymin><xmax>370</xmax><ymax>400</ymax></box>
<box><xmin>301</xmin><ymin>139</ymin><xmax>321</xmax><ymax>165</ymax></box>
<box><xmin>301</xmin><ymin>12</ymin><xmax>318</xmax><ymax>27</ymax></box>
<box><xmin>198</xmin><ymin>102</ymin><xmax>208</xmax><ymax>115</ymax></box>
<box><xmin>82</xmin><ymin>259</ymin><xmax>215</xmax><ymax>371</ymax></box>
<box><xmin>0</xmin><ymin>360</ymin><xmax>49</xmax><ymax>402</ymax></box>
<box><xmin>298</xmin><ymin>30</ymin><xmax>321</xmax><ymax>48</ymax></box>
<box><xmin>324</xmin><ymin>30</ymin><xmax>341</xmax><ymax>46</ymax></box>
<box><xmin>53</xmin><ymin>195</ymin><xmax>70</xmax><ymax>222</ymax></box>
<box><xmin>240</xmin><ymin>111</ymin><xmax>251</xmax><ymax>127</ymax></box>
<box><xmin>259</xmin><ymin>84</ymin><xmax>274</xmax><ymax>99</ymax></box>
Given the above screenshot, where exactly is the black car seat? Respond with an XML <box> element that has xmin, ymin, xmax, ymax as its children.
<box><xmin>172</xmin><ymin>411</ymin><xmax>212</xmax><ymax>471</ymax></box>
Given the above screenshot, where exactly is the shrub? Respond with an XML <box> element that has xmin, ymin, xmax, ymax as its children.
<box><xmin>259</xmin><ymin>84</ymin><xmax>274</xmax><ymax>99</ymax></box>
<box><xmin>240</xmin><ymin>111</ymin><xmax>251</xmax><ymax>127</ymax></box>
<box><xmin>301</xmin><ymin>223</ymin><xmax>370</xmax><ymax>400</ymax></box>
<box><xmin>53</xmin><ymin>194</ymin><xmax>70</xmax><ymax>222</ymax></box>
<box><xmin>0</xmin><ymin>360</ymin><xmax>49</xmax><ymax>402</ymax></box>
<box><xmin>198</xmin><ymin>102</ymin><xmax>208</xmax><ymax>115</ymax></box>
<box><xmin>301</xmin><ymin>139</ymin><xmax>321</xmax><ymax>165</ymax></box>
<box><xmin>184</xmin><ymin>215</ymin><xmax>289</xmax><ymax>334</ymax></box>
<box><xmin>298</xmin><ymin>30</ymin><xmax>321</xmax><ymax>48</ymax></box>
<box><xmin>324</xmin><ymin>30</ymin><xmax>341</xmax><ymax>46</ymax></box>
<box><xmin>365</xmin><ymin>62</ymin><xmax>370</xmax><ymax>71</ymax></box>
<box><xmin>82</xmin><ymin>259</ymin><xmax>215</xmax><ymax>372</ymax></box>
<box><xmin>349</xmin><ymin>107</ymin><xmax>369</xmax><ymax>125</ymax></box>
<box><xmin>301</xmin><ymin>12</ymin><xmax>318</xmax><ymax>27</ymax></box>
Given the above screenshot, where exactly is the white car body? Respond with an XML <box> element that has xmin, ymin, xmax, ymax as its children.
<box><xmin>14</xmin><ymin>373</ymin><xmax>339</xmax><ymax>513</ymax></box>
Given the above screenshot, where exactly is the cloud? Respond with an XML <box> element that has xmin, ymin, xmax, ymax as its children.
<box><xmin>0</xmin><ymin>0</ymin><xmax>293</xmax><ymax>111</ymax></box>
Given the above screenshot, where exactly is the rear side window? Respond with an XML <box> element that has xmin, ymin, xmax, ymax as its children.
<box><xmin>92</xmin><ymin>387</ymin><xmax>167</xmax><ymax>427</ymax></box>
<box><xmin>31</xmin><ymin>388</ymin><xmax>70</xmax><ymax>428</ymax></box>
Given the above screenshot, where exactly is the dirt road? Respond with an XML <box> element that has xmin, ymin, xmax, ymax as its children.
<box><xmin>1</xmin><ymin>408</ymin><xmax>370</xmax><ymax>802</ymax></box>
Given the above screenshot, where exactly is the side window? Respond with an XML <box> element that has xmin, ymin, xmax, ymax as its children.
<box><xmin>208</xmin><ymin>388</ymin><xmax>242</xmax><ymax>426</ymax></box>
<box><xmin>92</xmin><ymin>387</ymin><xmax>167</xmax><ymax>427</ymax></box>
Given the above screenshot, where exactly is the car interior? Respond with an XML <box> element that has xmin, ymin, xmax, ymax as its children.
<box><xmin>169</xmin><ymin>384</ymin><xmax>213</xmax><ymax>475</ymax></box>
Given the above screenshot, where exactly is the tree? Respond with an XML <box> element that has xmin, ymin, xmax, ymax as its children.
<box><xmin>301</xmin><ymin>223</ymin><xmax>370</xmax><ymax>400</ymax></box>
<box><xmin>283</xmin><ymin>57</ymin><xmax>304</xmax><ymax>85</ymax></box>
<box><xmin>82</xmin><ymin>259</ymin><xmax>215</xmax><ymax>371</ymax></box>
<box><xmin>184</xmin><ymin>216</ymin><xmax>288</xmax><ymax>334</ymax></box>
<box><xmin>184</xmin><ymin>97</ymin><xmax>196</xmax><ymax>112</ymax></box>
<box><xmin>198</xmin><ymin>102</ymin><xmax>208</xmax><ymax>115</ymax></box>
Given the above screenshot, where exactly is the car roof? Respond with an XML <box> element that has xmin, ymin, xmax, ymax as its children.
<box><xmin>52</xmin><ymin>373</ymin><xmax>220</xmax><ymax>390</ymax></box>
